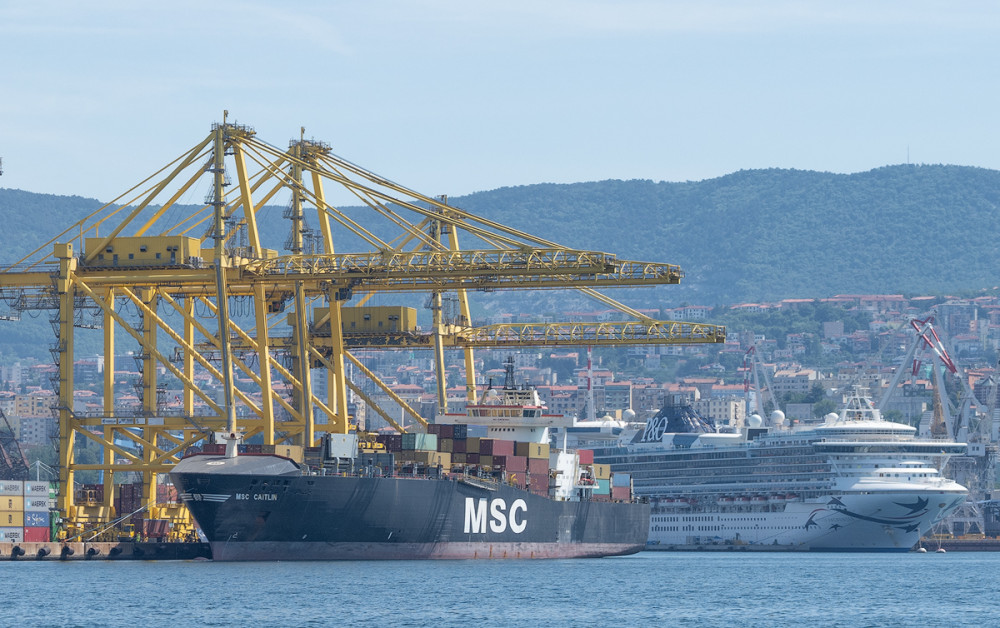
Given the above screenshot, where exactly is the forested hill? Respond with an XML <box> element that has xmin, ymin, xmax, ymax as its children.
<box><xmin>457</xmin><ymin>164</ymin><xmax>1000</xmax><ymax>304</ymax></box>
<box><xmin>2</xmin><ymin>164</ymin><xmax>999</xmax><ymax>306</ymax></box>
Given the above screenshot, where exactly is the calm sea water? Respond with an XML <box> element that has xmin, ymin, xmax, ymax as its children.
<box><xmin>2</xmin><ymin>551</ymin><xmax>996</xmax><ymax>627</ymax></box>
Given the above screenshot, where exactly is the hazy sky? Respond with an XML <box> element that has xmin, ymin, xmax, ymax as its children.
<box><xmin>1</xmin><ymin>1</ymin><xmax>997</xmax><ymax>202</ymax></box>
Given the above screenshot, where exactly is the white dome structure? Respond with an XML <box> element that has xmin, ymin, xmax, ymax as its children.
<box><xmin>770</xmin><ymin>410</ymin><xmax>786</xmax><ymax>427</ymax></box>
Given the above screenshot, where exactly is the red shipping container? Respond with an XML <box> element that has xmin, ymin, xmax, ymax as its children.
<box><xmin>479</xmin><ymin>439</ymin><xmax>515</xmax><ymax>455</ymax></box>
<box><xmin>611</xmin><ymin>486</ymin><xmax>631</xmax><ymax>502</ymax></box>
<box><xmin>144</xmin><ymin>519</ymin><xmax>170</xmax><ymax>538</ymax></box>
<box><xmin>492</xmin><ymin>455</ymin><xmax>508</xmax><ymax>469</ymax></box>
<box><xmin>465</xmin><ymin>453</ymin><xmax>480</xmax><ymax>465</ymax></box>
<box><xmin>577</xmin><ymin>449</ymin><xmax>594</xmax><ymax>465</ymax></box>
<box><xmin>23</xmin><ymin>526</ymin><xmax>50</xmax><ymax>542</ymax></box>
<box><xmin>509</xmin><ymin>473</ymin><xmax>527</xmax><ymax>489</ymax></box>
<box><xmin>427</xmin><ymin>424</ymin><xmax>442</xmax><ymax>435</ymax></box>
<box><xmin>439</xmin><ymin>424</ymin><xmax>454</xmax><ymax>439</ymax></box>
<box><xmin>377</xmin><ymin>434</ymin><xmax>403</xmax><ymax>452</ymax></box>
<box><xmin>452</xmin><ymin>439</ymin><xmax>466</xmax><ymax>453</ymax></box>
<box><xmin>527</xmin><ymin>458</ymin><xmax>549</xmax><ymax>476</ymax></box>
<box><xmin>506</xmin><ymin>455</ymin><xmax>527</xmax><ymax>473</ymax></box>
<box><xmin>592</xmin><ymin>493</ymin><xmax>611</xmax><ymax>502</ymax></box>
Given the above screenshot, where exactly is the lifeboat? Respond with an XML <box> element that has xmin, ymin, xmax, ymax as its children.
<box><xmin>768</xmin><ymin>494</ymin><xmax>787</xmax><ymax>504</ymax></box>
<box><xmin>751</xmin><ymin>495</ymin><xmax>768</xmax><ymax>505</ymax></box>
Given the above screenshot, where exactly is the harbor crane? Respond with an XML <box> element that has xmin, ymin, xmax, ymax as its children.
<box><xmin>743</xmin><ymin>344</ymin><xmax>778</xmax><ymax>422</ymax></box>
<box><xmin>0</xmin><ymin>118</ymin><xmax>725</xmax><ymax>535</ymax></box>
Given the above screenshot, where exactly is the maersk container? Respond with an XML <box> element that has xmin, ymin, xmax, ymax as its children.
<box><xmin>24</xmin><ymin>481</ymin><xmax>54</xmax><ymax>497</ymax></box>
<box><xmin>0</xmin><ymin>481</ymin><xmax>23</xmax><ymax>496</ymax></box>
<box><xmin>0</xmin><ymin>511</ymin><xmax>23</xmax><ymax>527</ymax></box>
<box><xmin>24</xmin><ymin>496</ymin><xmax>52</xmax><ymax>512</ymax></box>
<box><xmin>0</xmin><ymin>527</ymin><xmax>22</xmax><ymax>542</ymax></box>
<box><xmin>1</xmin><ymin>496</ymin><xmax>23</xmax><ymax>512</ymax></box>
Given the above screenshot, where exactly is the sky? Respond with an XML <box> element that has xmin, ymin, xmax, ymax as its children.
<box><xmin>1</xmin><ymin>0</ymin><xmax>998</xmax><ymax>203</ymax></box>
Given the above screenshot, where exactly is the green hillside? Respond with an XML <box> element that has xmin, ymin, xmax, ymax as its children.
<box><xmin>1</xmin><ymin>163</ymin><xmax>998</xmax><ymax>359</ymax></box>
<box><xmin>457</xmin><ymin>164</ymin><xmax>1000</xmax><ymax>304</ymax></box>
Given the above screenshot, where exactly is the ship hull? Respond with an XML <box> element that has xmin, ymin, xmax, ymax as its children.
<box><xmin>171</xmin><ymin>454</ymin><xmax>649</xmax><ymax>561</ymax></box>
<box><xmin>648</xmin><ymin>490</ymin><xmax>966</xmax><ymax>552</ymax></box>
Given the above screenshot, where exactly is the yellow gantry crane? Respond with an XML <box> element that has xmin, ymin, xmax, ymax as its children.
<box><xmin>0</xmin><ymin>118</ymin><xmax>724</xmax><ymax>534</ymax></box>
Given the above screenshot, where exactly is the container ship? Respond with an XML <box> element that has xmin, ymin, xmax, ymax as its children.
<box><xmin>172</xmin><ymin>360</ymin><xmax>649</xmax><ymax>560</ymax></box>
<box><xmin>589</xmin><ymin>389</ymin><xmax>968</xmax><ymax>552</ymax></box>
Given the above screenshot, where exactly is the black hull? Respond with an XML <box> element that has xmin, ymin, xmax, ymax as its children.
<box><xmin>171</xmin><ymin>454</ymin><xmax>649</xmax><ymax>561</ymax></box>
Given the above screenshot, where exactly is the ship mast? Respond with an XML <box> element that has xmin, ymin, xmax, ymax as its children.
<box><xmin>212</xmin><ymin>116</ymin><xmax>239</xmax><ymax>457</ymax></box>
<box><xmin>585</xmin><ymin>346</ymin><xmax>597</xmax><ymax>421</ymax></box>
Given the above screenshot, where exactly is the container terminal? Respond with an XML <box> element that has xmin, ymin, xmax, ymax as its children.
<box><xmin>0</xmin><ymin>118</ymin><xmax>722</xmax><ymax>557</ymax></box>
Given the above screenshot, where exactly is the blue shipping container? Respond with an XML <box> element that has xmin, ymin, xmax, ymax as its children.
<box><xmin>611</xmin><ymin>473</ymin><xmax>631</xmax><ymax>488</ymax></box>
<box><xmin>25</xmin><ymin>511</ymin><xmax>50</xmax><ymax>528</ymax></box>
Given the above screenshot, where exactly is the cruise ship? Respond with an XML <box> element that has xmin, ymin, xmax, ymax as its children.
<box><xmin>589</xmin><ymin>390</ymin><xmax>968</xmax><ymax>551</ymax></box>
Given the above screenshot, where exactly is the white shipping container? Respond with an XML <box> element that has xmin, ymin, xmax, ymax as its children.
<box><xmin>0</xmin><ymin>481</ymin><xmax>24</xmax><ymax>496</ymax></box>
<box><xmin>24</xmin><ymin>497</ymin><xmax>53</xmax><ymax>512</ymax></box>
<box><xmin>24</xmin><ymin>482</ymin><xmax>51</xmax><ymax>496</ymax></box>
<box><xmin>0</xmin><ymin>527</ymin><xmax>23</xmax><ymax>542</ymax></box>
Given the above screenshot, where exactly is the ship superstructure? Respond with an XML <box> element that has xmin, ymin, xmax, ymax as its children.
<box><xmin>591</xmin><ymin>389</ymin><xmax>967</xmax><ymax>551</ymax></box>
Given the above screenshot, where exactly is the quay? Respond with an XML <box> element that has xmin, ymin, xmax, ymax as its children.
<box><xmin>0</xmin><ymin>541</ymin><xmax>211</xmax><ymax>561</ymax></box>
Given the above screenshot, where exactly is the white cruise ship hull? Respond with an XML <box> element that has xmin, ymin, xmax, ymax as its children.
<box><xmin>648</xmin><ymin>490</ymin><xmax>966</xmax><ymax>552</ymax></box>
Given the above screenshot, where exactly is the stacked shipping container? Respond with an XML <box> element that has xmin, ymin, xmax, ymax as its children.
<box><xmin>0</xmin><ymin>481</ymin><xmax>58</xmax><ymax>543</ymax></box>
<box><xmin>369</xmin><ymin>429</ymin><xmax>635</xmax><ymax>502</ymax></box>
